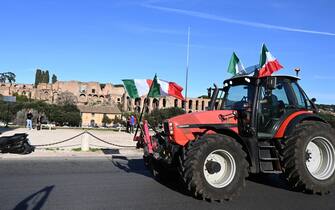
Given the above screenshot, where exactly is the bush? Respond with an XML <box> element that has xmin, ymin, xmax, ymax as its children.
<box><xmin>319</xmin><ymin>112</ymin><xmax>335</xmax><ymax>128</ymax></box>
<box><xmin>102</xmin><ymin>115</ymin><xmax>112</xmax><ymax>126</ymax></box>
<box><xmin>0</xmin><ymin>100</ymin><xmax>81</xmax><ymax>127</ymax></box>
<box><xmin>144</xmin><ymin>107</ymin><xmax>186</xmax><ymax>128</ymax></box>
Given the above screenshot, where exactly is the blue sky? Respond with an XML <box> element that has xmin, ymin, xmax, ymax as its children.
<box><xmin>0</xmin><ymin>0</ymin><xmax>334</xmax><ymax>104</ymax></box>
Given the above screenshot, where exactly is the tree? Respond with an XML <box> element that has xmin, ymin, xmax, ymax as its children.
<box><xmin>52</xmin><ymin>74</ymin><xmax>57</xmax><ymax>84</ymax></box>
<box><xmin>0</xmin><ymin>72</ymin><xmax>16</xmax><ymax>83</ymax></box>
<box><xmin>0</xmin><ymin>72</ymin><xmax>16</xmax><ymax>96</ymax></box>
<box><xmin>102</xmin><ymin>114</ymin><xmax>112</xmax><ymax>126</ymax></box>
<box><xmin>56</xmin><ymin>91</ymin><xmax>77</xmax><ymax>106</ymax></box>
<box><xmin>144</xmin><ymin>107</ymin><xmax>185</xmax><ymax>128</ymax></box>
<box><xmin>35</xmin><ymin>69</ymin><xmax>42</xmax><ymax>86</ymax></box>
<box><xmin>45</xmin><ymin>70</ymin><xmax>50</xmax><ymax>83</ymax></box>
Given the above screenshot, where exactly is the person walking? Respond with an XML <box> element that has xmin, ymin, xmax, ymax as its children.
<box><xmin>130</xmin><ymin>115</ymin><xmax>135</xmax><ymax>133</ymax></box>
<box><xmin>26</xmin><ymin>111</ymin><xmax>33</xmax><ymax>130</ymax></box>
<box><xmin>126</xmin><ymin>117</ymin><xmax>130</xmax><ymax>133</ymax></box>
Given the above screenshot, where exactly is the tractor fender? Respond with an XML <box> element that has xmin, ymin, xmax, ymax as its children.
<box><xmin>281</xmin><ymin>113</ymin><xmax>327</xmax><ymax>138</ymax></box>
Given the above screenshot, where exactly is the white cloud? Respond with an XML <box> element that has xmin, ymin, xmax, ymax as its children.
<box><xmin>142</xmin><ymin>4</ymin><xmax>335</xmax><ymax>36</ymax></box>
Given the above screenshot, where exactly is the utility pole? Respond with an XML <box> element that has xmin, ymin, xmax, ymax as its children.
<box><xmin>184</xmin><ymin>26</ymin><xmax>191</xmax><ymax>111</ymax></box>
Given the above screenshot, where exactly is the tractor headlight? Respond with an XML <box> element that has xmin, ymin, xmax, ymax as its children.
<box><xmin>169</xmin><ymin>122</ymin><xmax>174</xmax><ymax>135</ymax></box>
<box><xmin>164</xmin><ymin>121</ymin><xmax>174</xmax><ymax>136</ymax></box>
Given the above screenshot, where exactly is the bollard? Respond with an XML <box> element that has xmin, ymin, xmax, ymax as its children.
<box><xmin>81</xmin><ymin>131</ymin><xmax>90</xmax><ymax>151</ymax></box>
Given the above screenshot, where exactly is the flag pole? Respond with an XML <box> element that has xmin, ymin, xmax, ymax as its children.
<box><xmin>184</xmin><ymin>26</ymin><xmax>191</xmax><ymax>111</ymax></box>
<box><xmin>133</xmin><ymin>74</ymin><xmax>157</xmax><ymax>140</ymax></box>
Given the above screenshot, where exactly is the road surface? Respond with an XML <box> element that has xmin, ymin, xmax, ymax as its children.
<box><xmin>0</xmin><ymin>157</ymin><xmax>334</xmax><ymax>210</ymax></box>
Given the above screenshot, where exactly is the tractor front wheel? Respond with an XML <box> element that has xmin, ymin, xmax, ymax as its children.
<box><xmin>283</xmin><ymin>121</ymin><xmax>335</xmax><ymax>194</ymax></box>
<box><xmin>180</xmin><ymin>134</ymin><xmax>248</xmax><ymax>201</ymax></box>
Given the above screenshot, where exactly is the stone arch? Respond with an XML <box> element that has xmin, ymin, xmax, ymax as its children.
<box><xmin>135</xmin><ymin>98</ymin><xmax>141</xmax><ymax>107</ymax></box>
<box><xmin>152</xmin><ymin>98</ymin><xmax>159</xmax><ymax>109</ymax></box>
<box><xmin>182</xmin><ymin>100</ymin><xmax>186</xmax><ymax>109</ymax></box>
<box><xmin>201</xmin><ymin>101</ymin><xmax>205</xmax><ymax>110</ymax></box>
<box><xmin>174</xmin><ymin>99</ymin><xmax>178</xmax><ymax>107</ymax></box>
<box><xmin>188</xmin><ymin>100</ymin><xmax>193</xmax><ymax>110</ymax></box>
<box><xmin>162</xmin><ymin>98</ymin><xmax>167</xmax><ymax>108</ymax></box>
<box><xmin>145</xmin><ymin>106</ymin><xmax>150</xmax><ymax>113</ymax></box>
<box><xmin>195</xmin><ymin>100</ymin><xmax>199</xmax><ymax>110</ymax></box>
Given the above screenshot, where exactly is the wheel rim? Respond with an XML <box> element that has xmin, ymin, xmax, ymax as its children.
<box><xmin>203</xmin><ymin>149</ymin><xmax>236</xmax><ymax>188</ymax></box>
<box><xmin>305</xmin><ymin>136</ymin><xmax>335</xmax><ymax>180</ymax></box>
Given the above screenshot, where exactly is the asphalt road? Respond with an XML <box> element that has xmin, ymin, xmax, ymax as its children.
<box><xmin>0</xmin><ymin>157</ymin><xmax>334</xmax><ymax>210</ymax></box>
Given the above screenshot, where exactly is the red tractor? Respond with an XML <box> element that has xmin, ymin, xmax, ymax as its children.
<box><xmin>138</xmin><ymin>75</ymin><xmax>335</xmax><ymax>201</ymax></box>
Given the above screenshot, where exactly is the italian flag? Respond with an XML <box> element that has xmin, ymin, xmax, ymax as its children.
<box><xmin>258</xmin><ymin>44</ymin><xmax>283</xmax><ymax>77</ymax></box>
<box><xmin>227</xmin><ymin>52</ymin><xmax>246</xmax><ymax>76</ymax></box>
<box><xmin>122</xmin><ymin>76</ymin><xmax>184</xmax><ymax>100</ymax></box>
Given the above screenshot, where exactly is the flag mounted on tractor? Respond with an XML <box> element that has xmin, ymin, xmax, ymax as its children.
<box><xmin>258</xmin><ymin>44</ymin><xmax>283</xmax><ymax>77</ymax></box>
<box><xmin>227</xmin><ymin>52</ymin><xmax>246</xmax><ymax>76</ymax></box>
<box><xmin>122</xmin><ymin>75</ymin><xmax>184</xmax><ymax>100</ymax></box>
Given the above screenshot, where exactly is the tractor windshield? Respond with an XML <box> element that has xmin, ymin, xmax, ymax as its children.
<box><xmin>222</xmin><ymin>81</ymin><xmax>255</xmax><ymax>111</ymax></box>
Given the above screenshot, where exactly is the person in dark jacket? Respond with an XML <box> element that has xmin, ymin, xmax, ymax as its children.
<box><xmin>26</xmin><ymin>111</ymin><xmax>33</xmax><ymax>130</ymax></box>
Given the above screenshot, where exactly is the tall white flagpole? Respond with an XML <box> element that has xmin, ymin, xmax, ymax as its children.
<box><xmin>184</xmin><ymin>26</ymin><xmax>191</xmax><ymax>111</ymax></box>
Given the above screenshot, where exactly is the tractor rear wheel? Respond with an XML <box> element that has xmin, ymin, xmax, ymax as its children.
<box><xmin>180</xmin><ymin>134</ymin><xmax>248</xmax><ymax>201</ymax></box>
<box><xmin>283</xmin><ymin>121</ymin><xmax>335</xmax><ymax>194</ymax></box>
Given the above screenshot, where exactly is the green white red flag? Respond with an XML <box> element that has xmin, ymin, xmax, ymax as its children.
<box><xmin>227</xmin><ymin>52</ymin><xmax>246</xmax><ymax>76</ymax></box>
<box><xmin>122</xmin><ymin>76</ymin><xmax>184</xmax><ymax>100</ymax></box>
<box><xmin>258</xmin><ymin>44</ymin><xmax>283</xmax><ymax>77</ymax></box>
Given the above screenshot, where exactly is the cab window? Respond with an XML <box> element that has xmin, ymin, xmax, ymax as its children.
<box><xmin>291</xmin><ymin>82</ymin><xmax>307</xmax><ymax>109</ymax></box>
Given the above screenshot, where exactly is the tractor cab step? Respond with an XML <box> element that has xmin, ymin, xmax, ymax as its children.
<box><xmin>258</xmin><ymin>141</ymin><xmax>282</xmax><ymax>174</ymax></box>
<box><xmin>259</xmin><ymin>157</ymin><xmax>279</xmax><ymax>161</ymax></box>
<box><xmin>260</xmin><ymin>170</ymin><xmax>282</xmax><ymax>174</ymax></box>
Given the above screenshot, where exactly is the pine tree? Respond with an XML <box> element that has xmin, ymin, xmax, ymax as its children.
<box><xmin>52</xmin><ymin>74</ymin><xmax>58</xmax><ymax>84</ymax></box>
<box><xmin>46</xmin><ymin>70</ymin><xmax>50</xmax><ymax>83</ymax></box>
<box><xmin>35</xmin><ymin>69</ymin><xmax>42</xmax><ymax>86</ymax></box>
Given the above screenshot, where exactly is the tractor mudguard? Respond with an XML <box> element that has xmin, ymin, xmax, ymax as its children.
<box><xmin>275</xmin><ymin>112</ymin><xmax>326</xmax><ymax>139</ymax></box>
<box><xmin>283</xmin><ymin>113</ymin><xmax>327</xmax><ymax>138</ymax></box>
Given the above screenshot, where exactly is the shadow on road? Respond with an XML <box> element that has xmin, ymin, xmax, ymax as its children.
<box><xmin>247</xmin><ymin>173</ymin><xmax>291</xmax><ymax>191</ymax></box>
<box><xmin>101</xmin><ymin>149</ymin><xmax>120</xmax><ymax>155</ymax></box>
<box><xmin>13</xmin><ymin>185</ymin><xmax>54</xmax><ymax>210</ymax></box>
<box><xmin>111</xmin><ymin>156</ymin><xmax>193</xmax><ymax>197</ymax></box>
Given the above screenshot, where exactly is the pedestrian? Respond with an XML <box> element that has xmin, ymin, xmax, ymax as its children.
<box><xmin>37</xmin><ymin>114</ymin><xmax>43</xmax><ymax>130</ymax></box>
<box><xmin>126</xmin><ymin>117</ymin><xmax>130</xmax><ymax>133</ymax></box>
<box><xmin>26</xmin><ymin>110</ymin><xmax>33</xmax><ymax>130</ymax></box>
<box><xmin>130</xmin><ymin>115</ymin><xmax>135</xmax><ymax>133</ymax></box>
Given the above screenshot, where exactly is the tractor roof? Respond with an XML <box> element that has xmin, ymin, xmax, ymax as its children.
<box><xmin>224</xmin><ymin>75</ymin><xmax>300</xmax><ymax>85</ymax></box>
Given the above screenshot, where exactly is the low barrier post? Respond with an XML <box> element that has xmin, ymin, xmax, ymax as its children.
<box><xmin>81</xmin><ymin>131</ymin><xmax>90</xmax><ymax>151</ymax></box>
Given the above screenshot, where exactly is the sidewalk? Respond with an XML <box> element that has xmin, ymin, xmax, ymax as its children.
<box><xmin>0</xmin><ymin>128</ymin><xmax>143</xmax><ymax>159</ymax></box>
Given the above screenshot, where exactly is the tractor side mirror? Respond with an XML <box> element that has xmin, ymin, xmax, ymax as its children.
<box><xmin>207</xmin><ymin>88</ymin><xmax>212</xmax><ymax>98</ymax></box>
<box><xmin>266</xmin><ymin>77</ymin><xmax>277</xmax><ymax>90</ymax></box>
<box><xmin>311</xmin><ymin>98</ymin><xmax>317</xmax><ymax>103</ymax></box>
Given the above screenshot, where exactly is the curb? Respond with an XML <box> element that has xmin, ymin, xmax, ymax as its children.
<box><xmin>0</xmin><ymin>148</ymin><xmax>143</xmax><ymax>160</ymax></box>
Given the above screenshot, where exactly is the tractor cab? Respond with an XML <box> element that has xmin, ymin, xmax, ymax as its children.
<box><xmin>209</xmin><ymin>75</ymin><xmax>316</xmax><ymax>138</ymax></box>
